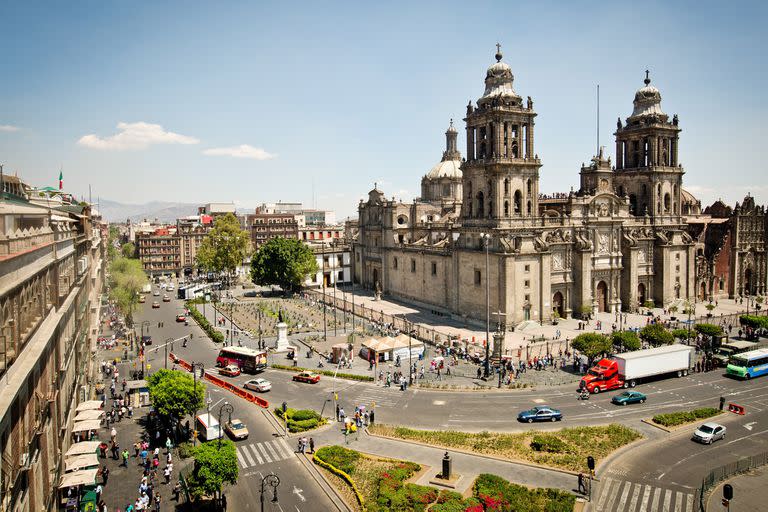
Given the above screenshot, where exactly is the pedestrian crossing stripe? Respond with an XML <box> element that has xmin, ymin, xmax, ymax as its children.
<box><xmin>356</xmin><ymin>387</ymin><xmax>401</xmax><ymax>407</ymax></box>
<box><xmin>235</xmin><ymin>439</ymin><xmax>294</xmax><ymax>469</ymax></box>
<box><xmin>596</xmin><ymin>477</ymin><xmax>695</xmax><ymax>512</ymax></box>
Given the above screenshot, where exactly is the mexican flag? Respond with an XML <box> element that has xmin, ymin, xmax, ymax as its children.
<box><xmin>58</xmin><ymin>170</ymin><xmax>63</xmax><ymax>190</ymax></box>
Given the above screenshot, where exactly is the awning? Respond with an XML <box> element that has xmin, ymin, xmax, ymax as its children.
<box><xmin>74</xmin><ymin>410</ymin><xmax>104</xmax><ymax>422</ymax></box>
<box><xmin>65</xmin><ymin>441</ymin><xmax>101</xmax><ymax>458</ymax></box>
<box><xmin>72</xmin><ymin>420</ymin><xmax>102</xmax><ymax>433</ymax></box>
<box><xmin>125</xmin><ymin>379</ymin><xmax>148</xmax><ymax>391</ymax></box>
<box><xmin>58</xmin><ymin>468</ymin><xmax>99</xmax><ymax>489</ymax></box>
<box><xmin>75</xmin><ymin>400</ymin><xmax>103</xmax><ymax>412</ymax></box>
<box><xmin>65</xmin><ymin>454</ymin><xmax>100</xmax><ymax>473</ymax></box>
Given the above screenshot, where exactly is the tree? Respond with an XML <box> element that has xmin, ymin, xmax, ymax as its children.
<box><xmin>611</xmin><ymin>331</ymin><xmax>641</xmax><ymax>351</ymax></box>
<box><xmin>108</xmin><ymin>257</ymin><xmax>147</xmax><ymax>325</ymax></box>
<box><xmin>639</xmin><ymin>324</ymin><xmax>674</xmax><ymax>346</ymax></box>
<box><xmin>251</xmin><ymin>237</ymin><xmax>319</xmax><ymax>292</ymax></box>
<box><xmin>643</xmin><ymin>300</ymin><xmax>656</xmax><ymax>310</ymax></box>
<box><xmin>147</xmin><ymin>369</ymin><xmax>206</xmax><ymax>421</ymax></box>
<box><xmin>705</xmin><ymin>303</ymin><xmax>716</xmax><ymax>315</ymax></box>
<box><xmin>121</xmin><ymin>242</ymin><xmax>136</xmax><ymax>259</ymax></box>
<box><xmin>671</xmin><ymin>328</ymin><xmax>692</xmax><ymax>341</ymax></box>
<box><xmin>571</xmin><ymin>333</ymin><xmax>612</xmax><ymax>360</ymax></box>
<box><xmin>694</xmin><ymin>323</ymin><xmax>723</xmax><ymax>337</ymax></box>
<box><xmin>186</xmin><ymin>439</ymin><xmax>239</xmax><ymax>502</ymax></box>
<box><xmin>668</xmin><ymin>305</ymin><xmax>679</xmax><ymax>317</ymax></box>
<box><xmin>196</xmin><ymin>213</ymin><xmax>251</xmax><ymax>284</ymax></box>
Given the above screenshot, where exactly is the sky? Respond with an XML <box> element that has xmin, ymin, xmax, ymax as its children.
<box><xmin>1</xmin><ymin>1</ymin><xmax>766</xmax><ymax>219</ymax></box>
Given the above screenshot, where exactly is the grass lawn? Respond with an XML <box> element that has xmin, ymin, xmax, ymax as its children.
<box><xmin>368</xmin><ymin>423</ymin><xmax>641</xmax><ymax>473</ymax></box>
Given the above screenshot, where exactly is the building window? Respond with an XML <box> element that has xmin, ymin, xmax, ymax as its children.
<box><xmin>411</xmin><ymin>259</ymin><xmax>416</xmax><ymax>272</ymax></box>
<box><xmin>719</xmin><ymin>279</ymin><xmax>724</xmax><ymax>290</ymax></box>
<box><xmin>524</xmin><ymin>280</ymin><xmax>530</xmax><ymax>288</ymax></box>
<box><xmin>431</xmin><ymin>262</ymin><xmax>437</xmax><ymax>276</ymax></box>
<box><xmin>524</xmin><ymin>264</ymin><xmax>530</xmax><ymax>272</ymax></box>
<box><xmin>393</xmin><ymin>257</ymin><xmax>398</xmax><ymax>269</ymax></box>
<box><xmin>524</xmin><ymin>294</ymin><xmax>530</xmax><ymax>302</ymax></box>
<box><xmin>675</xmin><ymin>265</ymin><xmax>680</xmax><ymax>272</ymax></box>
<box><xmin>474</xmin><ymin>269</ymin><xmax>481</xmax><ymax>286</ymax></box>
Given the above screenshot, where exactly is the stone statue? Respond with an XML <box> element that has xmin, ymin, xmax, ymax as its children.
<box><xmin>278</xmin><ymin>309</ymin><xmax>284</xmax><ymax>323</ymax></box>
<box><xmin>617</xmin><ymin>117</ymin><xmax>622</xmax><ymax>129</ymax></box>
<box><xmin>527</xmin><ymin>96</ymin><xmax>533</xmax><ymax>109</ymax></box>
<box><xmin>673</xmin><ymin>114</ymin><xmax>679</xmax><ymax>126</ymax></box>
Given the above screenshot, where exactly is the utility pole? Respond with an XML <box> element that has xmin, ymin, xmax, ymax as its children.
<box><xmin>322</xmin><ymin>247</ymin><xmax>327</xmax><ymax>343</ymax></box>
<box><xmin>481</xmin><ymin>233</ymin><xmax>491</xmax><ymax>378</ymax></box>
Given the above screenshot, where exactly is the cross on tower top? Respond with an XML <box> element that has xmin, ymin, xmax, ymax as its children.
<box><xmin>495</xmin><ymin>43</ymin><xmax>503</xmax><ymax>62</ymax></box>
<box><xmin>644</xmin><ymin>69</ymin><xmax>651</xmax><ymax>86</ymax></box>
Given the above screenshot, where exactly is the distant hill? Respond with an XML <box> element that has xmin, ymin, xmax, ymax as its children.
<box><xmin>97</xmin><ymin>199</ymin><xmax>199</xmax><ymax>223</ymax></box>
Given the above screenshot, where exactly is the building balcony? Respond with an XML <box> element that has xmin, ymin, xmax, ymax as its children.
<box><xmin>0</xmin><ymin>226</ymin><xmax>57</xmax><ymax>258</ymax></box>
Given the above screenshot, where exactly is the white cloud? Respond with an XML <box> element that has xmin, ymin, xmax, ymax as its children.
<box><xmin>77</xmin><ymin>122</ymin><xmax>199</xmax><ymax>150</ymax></box>
<box><xmin>0</xmin><ymin>125</ymin><xmax>20</xmax><ymax>132</ymax></box>
<box><xmin>202</xmin><ymin>144</ymin><xmax>276</xmax><ymax>160</ymax></box>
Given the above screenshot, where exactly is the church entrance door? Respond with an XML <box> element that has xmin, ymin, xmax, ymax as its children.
<box><xmin>597</xmin><ymin>281</ymin><xmax>608</xmax><ymax>313</ymax></box>
<box><xmin>638</xmin><ymin>283</ymin><xmax>646</xmax><ymax>306</ymax></box>
<box><xmin>552</xmin><ymin>291</ymin><xmax>564</xmax><ymax>318</ymax></box>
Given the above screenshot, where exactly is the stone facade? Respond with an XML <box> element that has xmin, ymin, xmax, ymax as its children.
<box><xmin>353</xmin><ymin>48</ymin><xmax>708</xmax><ymax>327</ymax></box>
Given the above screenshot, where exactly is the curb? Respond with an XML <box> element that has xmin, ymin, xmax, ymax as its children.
<box><xmin>296</xmin><ymin>453</ymin><xmax>354</xmax><ymax>512</ymax></box>
<box><xmin>640</xmin><ymin>410</ymin><xmax>726</xmax><ymax>433</ymax></box>
<box><xmin>365</xmin><ymin>428</ymin><xmax>581</xmax><ymax>477</ymax></box>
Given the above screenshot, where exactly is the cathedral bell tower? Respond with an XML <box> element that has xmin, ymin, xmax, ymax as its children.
<box><xmin>613</xmin><ymin>71</ymin><xmax>683</xmax><ymax>220</ymax></box>
<box><xmin>461</xmin><ymin>45</ymin><xmax>542</xmax><ymax>226</ymax></box>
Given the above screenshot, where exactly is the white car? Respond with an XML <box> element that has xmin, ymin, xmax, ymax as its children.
<box><xmin>153</xmin><ymin>290</ymin><xmax>160</xmax><ymax>296</ymax></box>
<box><xmin>244</xmin><ymin>378</ymin><xmax>271</xmax><ymax>392</ymax></box>
<box><xmin>693</xmin><ymin>422</ymin><xmax>726</xmax><ymax>444</ymax></box>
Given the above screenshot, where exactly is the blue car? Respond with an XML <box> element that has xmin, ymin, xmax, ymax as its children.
<box><xmin>517</xmin><ymin>406</ymin><xmax>563</xmax><ymax>423</ymax></box>
<box><xmin>611</xmin><ymin>391</ymin><xmax>647</xmax><ymax>406</ymax></box>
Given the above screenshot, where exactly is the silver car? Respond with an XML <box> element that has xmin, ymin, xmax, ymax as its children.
<box><xmin>244</xmin><ymin>378</ymin><xmax>271</xmax><ymax>392</ymax></box>
<box><xmin>692</xmin><ymin>422</ymin><xmax>726</xmax><ymax>444</ymax></box>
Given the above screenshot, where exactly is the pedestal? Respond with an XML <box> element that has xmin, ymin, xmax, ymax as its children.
<box><xmin>274</xmin><ymin>322</ymin><xmax>291</xmax><ymax>352</ymax></box>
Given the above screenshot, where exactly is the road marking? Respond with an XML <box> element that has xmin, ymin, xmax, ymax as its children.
<box><xmin>432</xmin><ymin>400</ymin><xmax>446</xmax><ymax>405</ymax></box>
<box><xmin>674</xmin><ymin>490</ymin><xmax>683</xmax><ymax>512</ymax></box>
<box><xmin>257</xmin><ymin>443</ymin><xmax>273</xmax><ymax>463</ymax></box>
<box><xmin>279</xmin><ymin>437</ymin><xmax>294</xmax><ymax>458</ymax></box>
<box><xmin>662</xmin><ymin>489</ymin><xmax>672</xmax><ymax>512</ymax></box>
<box><xmin>236</xmin><ymin>448</ymin><xmax>248</xmax><ymax>468</ymax></box>
<box><xmin>744</xmin><ymin>421</ymin><xmax>756</xmax><ymax>431</ymax></box>
<box><xmin>596</xmin><ymin>477</ymin><xmax>618</xmax><ymax>510</ymax></box>
<box><xmin>639</xmin><ymin>483</ymin><xmax>652</xmax><ymax>511</ymax></box>
<box><xmin>649</xmin><ymin>486</ymin><xmax>661</xmax><ymax>511</ymax></box>
<box><xmin>533</xmin><ymin>398</ymin><xmax>545</xmax><ymax>403</ymax></box>
<box><xmin>272</xmin><ymin>439</ymin><xmax>293</xmax><ymax>459</ymax></box>
<box><xmin>248</xmin><ymin>444</ymin><xmax>264</xmax><ymax>464</ymax></box>
<box><xmin>264</xmin><ymin>440</ymin><xmax>281</xmax><ymax>461</ymax></box>
<box><xmin>683</xmin><ymin>492</ymin><xmax>695</xmax><ymax>512</ymax></box>
<box><xmin>293</xmin><ymin>485</ymin><xmax>306</xmax><ymax>502</ymax></box>
<box><xmin>240</xmin><ymin>445</ymin><xmax>256</xmax><ymax>466</ymax></box>
<box><xmin>627</xmin><ymin>483</ymin><xmax>642</xmax><ymax>511</ymax></box>
<box><xmin>616</xmin><ymin>482</ymin><xmax>633</xmax><ymax>509</ymax></box>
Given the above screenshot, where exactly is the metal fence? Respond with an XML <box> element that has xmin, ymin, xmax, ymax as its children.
<box><xmin>696</xmin><ymin>450</ymin><xmax>768</xmax><ymax>511</ymax></box>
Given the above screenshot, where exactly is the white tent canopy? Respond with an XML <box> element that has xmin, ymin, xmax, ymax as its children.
<box><xmin>72</xmin><ymin>420</ymin><xmax>102</xmax><ymax>433</ymax></box>
<box><xmin>58</xmin><ymin>468</ymin><xmax>98</xmax><ymax>489</ymax></box>
<box><xmin>75</xmin><ymin>400</ymin><xmax>103</xmax><ymax>412</ymax></box>
<box><xmin>360</xmin><ymin>335</ymin><xmax>424</xmax><ymax>361</ymax></box>
<box><xmin>65</xmin><ymin>441</ymin><xmax>101</xmax><ymax>458</ymax></box>
<box><xmin>64</xmin><ymin>454</ymin><xmax>99</xmax><ymax>473</ymax></box>
<box><xmin>74</xmin><ymin>410</ymin><xmax>104</xmax><ymax>422</ymax></box>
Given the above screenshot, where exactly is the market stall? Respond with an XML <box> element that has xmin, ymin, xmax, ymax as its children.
<box><xmin>75</xmin><ymin>400</ymin><xmax>103</xmax><ymax>413</ymax></box>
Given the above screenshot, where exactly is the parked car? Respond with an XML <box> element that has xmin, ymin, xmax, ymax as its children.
<box><xmin>692</xmin><ymin>422</ymin><xmax>726</xmax><ymax>444</ymax></box>
<box><xmin>219</xmin><ymin>365</ymin><xmax>241</xmax><ymax>377</ymax></box>
<box><xmin>244</xmin><ymin>378</ymin><xmax>272</xmax><ymax>392</ymax></box>
<box><xmin>611</xmin><ymin>391</ymin><xmax>647</xmax><ymax>406</ymax></box>
<box><xmin>292</xmin><ymin>371</ymin><xmax>321</xmax><ymax>384</ymax></box>
<box><xmin>223</xmin><ymin>419</ymin><xmax>249</xmax><ymax>440</ymax></box>
<box><xmin>162</xmin><ymin>295</ymin><xmax>171</xmax><ymax>302</ymax></box>
<box><xmin>152</xmin><ymin>301</ymin><xmax>160</xmax><ymax>308</ymax></box>
<box><xmin>176</xmin><ymin>314</ymin><xmax>186</xmax><ymax>323</ymax></box>
<box><xmin>517</xmin><ymin>406</ymin><xmax>562</xmax><ymax>423</ymax></box>
<box><xmin>153</xmin><ymin>290</ymin><xmax>160</xmax><ymax>296</ymax></box>
<box><xmin>139</xmin><ymin>295</ymin><xmax>146</xmax><ymax>303</ymax></box>
<box><xmin>142</xmin><ymin>335</ymin><xmax>152</xmax><ymax>345</ymax></box>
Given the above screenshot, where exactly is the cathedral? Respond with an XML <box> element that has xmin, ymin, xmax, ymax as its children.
<box><xmin>352</xmin><ymin>47</ymin><xmax>766</xmax><ymax>326</ymax></box>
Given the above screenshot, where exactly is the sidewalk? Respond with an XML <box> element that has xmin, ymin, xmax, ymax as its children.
<box><xmin>309</xmin><ymin>424</ymin><xmax>578</xmax><ymax>495</ymax></box>
<box><xmin>706</xmin><ymin>465</ymin><xmax>768</xmax><ymax>512</ymax></box>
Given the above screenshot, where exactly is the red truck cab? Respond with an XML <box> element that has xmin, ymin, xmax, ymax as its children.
<box><xmin>580</xmin><ymin>358</ymin><xmax>624</xmax><ymax>393</ymax></box>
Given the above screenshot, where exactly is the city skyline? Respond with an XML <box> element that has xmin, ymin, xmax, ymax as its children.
<box><xmin>1</xmin><ymin>1</ymin><xmax>766</xmax><ymax>218</ymax></box>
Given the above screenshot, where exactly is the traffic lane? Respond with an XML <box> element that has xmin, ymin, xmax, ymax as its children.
<box><xmin>204</xmin><ymin>384</ymin><xmax>335</xmax><ymax>512</ymax></box>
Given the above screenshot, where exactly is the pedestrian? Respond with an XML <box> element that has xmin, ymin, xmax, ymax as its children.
<box><xmin>335</xmin><ymin>403</ymin><xmax>340</xmax><ymax>422</ymax></box>
<box><xmin>578</xmin><ymin>473</ymin><xmax>585</xmax><ymax>494</ymax></box>
<box><xmin>165</xmin><ymin>437</ymin><xmax>172</xmax><ymax>453</ymax></box>
<box><xmin>122</xmin><ymin>448</ymin><xmax>130</xmax><ymax>466</ymax></box>
<box><xmin>476</xmin><ymin>367</ymin><xmax>482</xmax><ymax>379</ymax></box>
<box><xmin>111</xmin><ymin>427</ymin><xmax>117</xmax><ymax>442</ymax></box>
<box><xmin>102</xmin><ymin>465</ymin><xmax>110</xmax><ymax>485</ymax></box>
<box><xmin>166</xmin><ymin>452</ymin><xmax>172</xmax><ymax>465</ymax></box>
<box><xmin>95</xmin><ymin>483</ymin><xmax>103</xmax><ymax>502</ymax></box>
<box><xmin>309</xmin><ymin>438</ymin><xmax>315</xmax><ymax>454</ymax></box>
<box><xmin>221</xmin><ymin>494</ymin><xmax>227</xmax><ymax>511</ymax></box>
<box><xmin>163</xmin><ymin>466</ymin><xmax>171</xmax><ymax>484</ymax></box>
<box><xmin>339</xmin><ymin>407</ymin><xmax>345</xmax><ymax>423</ymax></box>
<box><xmin>134</xmin><ymin>442</ymin><xmax>141</xmax><ymax>458</ymax></box>
<box><xmin>369</xmin><ymin>409</ymin><xmax>375</xmax><ymax>425</ymax></box>
<box><xmin>154</xmin><ymin>493</ymin><xmax>161</xmax><ymax>512</ymax></box>
<box><xmin>172</xmin><ymin>482</ymin><xmax>181</xmax><ymax>502</ymax></box>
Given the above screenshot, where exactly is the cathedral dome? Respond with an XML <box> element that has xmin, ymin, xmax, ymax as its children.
<box><xmin>479</xmin><ymin>45</ymin><xmax>520</xmax><ymax>105</ymax></box>
<box><xmin>630</xmin><ymin>71</ymin><xmax>666</xmax><ymax>119</ymax></box>
<box><xmin>426</xmin><ymin>159</ymin><xmax>462</xmax><ymax>179</ymax></box>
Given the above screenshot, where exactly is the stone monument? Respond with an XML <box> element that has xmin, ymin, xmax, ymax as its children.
<box><xmin>274</xmin><ymin>309</ymin><xmax>291</xmax><ymax>352</ymax></box>
<box><xmin>374</xmin><ymin>280</ymin><xmax>382</xmax><ymax>301</ymax></box>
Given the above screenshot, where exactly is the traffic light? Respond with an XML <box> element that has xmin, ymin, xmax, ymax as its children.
<box><xmin>587</xmin><ymin>456</ymin><xmax>595</xmax><ymax>471</ymax></box>
<box><xmin>723</xmin><ymin>484</ymin><xmax>733</xmax><ymax>500</ymax></box>
<box><xmin>282</xmin><ymin>401</ymin><xmax>287</xmax><ymax>413</ymax></box>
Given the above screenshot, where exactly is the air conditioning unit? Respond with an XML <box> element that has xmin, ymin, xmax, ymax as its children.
<box><xmin>77</xmin><ymin>258</ymin><xmax>88</xmax><ymax>275</ymax></box>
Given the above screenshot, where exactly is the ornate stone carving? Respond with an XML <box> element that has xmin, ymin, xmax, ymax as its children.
<box><xmin>598</xmin><ymin>233</ymin><xmax>610</xmax><ymax>254</ymax></box>
<box><xmin>575</xmin><ymin>231</ymin><xmax>592</xmax><ymax>251</ymax></box>
<box><xmin>598</xmin><ymin>202</ymin><xmax>610</xmax><ymax>217</ymax></box>
<box><xmin>533</xmin><ymin>236</ymin><xmax>550</xmax><ymax>252</ymax></box>
<box><xmin>498</xmin><ymin>235</ymin><xmax>519</xmax><ymax>254</ymax></box>
<box><xmin>545</xmin><ymin>229</ymin><xmax>572</xmax><ymax>244</ymax></box>
<box><xmin>552</xmin><ymin>252</ymin><xmax>564</xmax><ymax>271</ymax></box>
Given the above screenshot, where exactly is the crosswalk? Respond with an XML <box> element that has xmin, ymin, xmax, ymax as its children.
<box><xmin>595</xmin><ymin>477</ymin><xmax>697</xmax><ymax>512</ymax></box>
<box><xmin>355</xmin><ymin>385</ymin><xmax>402</xmax><ymax>408</ymax></box>
<box><xmin>235</xmin><ymin>438</ymin><xmax>295</xmax><ymax>469</ymax></box>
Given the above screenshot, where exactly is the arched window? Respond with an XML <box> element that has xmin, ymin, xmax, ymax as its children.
<box><xmin>657</xmin><ymin>184</ymin><xmax>662</xmax><ymax>197</ymax></box>
<box><xmin>527</xmin><ymin>201</ymin><xmax>532</xmax><ymax>216</ymax></box>
<box><xmin>504</xmin><ymin>200</ymin><xmax>509</xmax><ymax>217</ymax></box>
<box><xmin>618</xmin><ymin>186</ymin><xmax>625</xmax><ymax>197</ymax></box>
<box><xmin>527</xmin><ymin>179</ymin><xmax>532</xmax><ymax>196</ymax></box>
<box><xmin>511</xmin><ymin>142</ymin><xmax>518</xmax><ymax>158</ymax></box>
<box><xmin>504</xmin><ymin>178</ymin><xmax>510</xmax><ymax>195</ymax></box>
<box><xmin>664</xmin><ymin>193</ymin><xmax>671</xmax><ymax>213</ymax></box>
<box><xmin>514</xmin><ymin>190</ymin><xmax>522</xmax><ymax>215</ymax></box>
<box><xmin>477</xmin><ymin>191</ymin><xmax>485</xmax><ymax>218</ymax></box>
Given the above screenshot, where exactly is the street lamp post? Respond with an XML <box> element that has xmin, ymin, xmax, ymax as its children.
<box><xmin>190</xmin><ymin>362</ymin><xmax>205</xmax><ymax>445</ymax></box>
<box><xmin>322</xmin><ymin>247</ymin><xmax>327</xmax><ymax>343</ymax></box>
<box><xmin>480</xmin><ymin>233</ymin><xmax>491</xmax><ymax>378</ymax></box>
<box><xmin>258</xmin><ymin>309</ymin><xmax>263</xmax><ymax>349</ymax></box>
<box><xmin>260</xmin><ymin>473</ymin><xmax>280</xmax><ymax>512</ymax></box>
<box><xmin>333</xmin><ymin>278</ymin><xmax>338</xmax><ymax>337</ymax></box>
<box><xmin>218</xmin><ymin>402</ymin><xmax>234</xmax><ymax>449</ymax></box>
<box><xmin>164</xmin><ymin>337</ymin><xmax>174</xmax><ymax>369</ymax></box>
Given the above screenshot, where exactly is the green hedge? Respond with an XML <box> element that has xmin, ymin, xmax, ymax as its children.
<box><xmin>530</xmin><ymin>434</ymin><xmax>569</xmax><ymax>454</ymax></box>
<box><xmin>739</xmin><ymin>314</ymin><xmax>768</xmax><ymax>329</ymax></box>
<box><xmin>185</xmin><ymin>301</ymin><xmax>225</xmax><ymax>343</ymax></box>
<box><xmin>473</xmin><ymin>473</ymin><xmax>575</xmax><ymax>512</ymax></box>
<box><xmin>314</xmin><ymin>446</ymin><xmax>360</xmax><ymax>475</ymax></box>
<box><xmin>274</xmin><ymin>407</ymin><xmax>326</xmax><ymax>433</ymax></box>
<box><xmin>271</xmin><ymin>364</ymin><xmax>374</xmax><ymax>382</ymax></box>
<box><xmin>652</xmin><ymin>407</ymin><xmax>722</xmax><ymax>427</ymax></box>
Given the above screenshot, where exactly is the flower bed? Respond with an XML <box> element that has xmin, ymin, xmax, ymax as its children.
<box><xmin>274</xmin><ymin>407</ymin><xmax>327</xmax><ymax>433</ymax></box>
<box><xmin>652</xmin><ymin>407</ymin><xmax>722</xmax><ymax>427</ymax></box>
<box><xmin>314</xmin><ymin>446</ymin><xmax>576</xmax><ymax>511</ymax></box>
<box><xmin>368</xmin><ymin>423</ymin><xmax>641</xmax><ymax>473</ymax></box>
<box><xmin>186</xmin><ymin>301</ymin><xmax>224</xmax><ymax>343</ymax></box>
<box><xmin>271</xmin><ymin>364</ymin><xmax>374</xmax><ymax>382</ymax></box>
